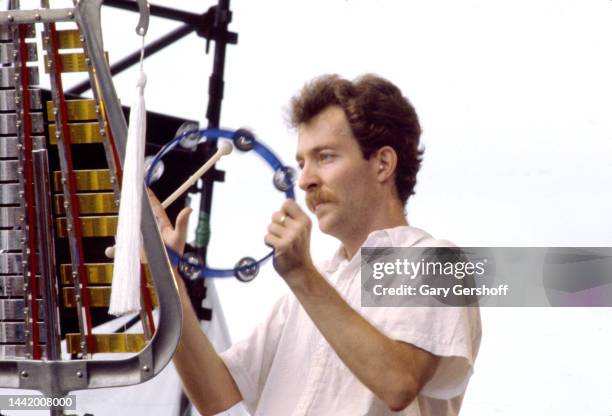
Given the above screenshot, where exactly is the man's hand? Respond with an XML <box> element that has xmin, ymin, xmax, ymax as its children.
<box><xmin>147</xmin><ymin>188</ymin><xmax>192</xmax><ymax>256</ymax></box>
<box><xmin>265</xmin><ymin>199</ymin><xmax>317</xmax><ymax>282</ymax></box>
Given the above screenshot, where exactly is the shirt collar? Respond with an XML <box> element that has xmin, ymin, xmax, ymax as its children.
<box><xmin>321</xmin><ymin>225</ymin><xmax>432</xmax><ymax>274</ymax></box>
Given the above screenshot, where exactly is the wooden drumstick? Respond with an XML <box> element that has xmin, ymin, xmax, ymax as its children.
<box><xmin>105</xmin><ymin>140</ymin><xmax>233</xmax><ymax>258</ymax></box>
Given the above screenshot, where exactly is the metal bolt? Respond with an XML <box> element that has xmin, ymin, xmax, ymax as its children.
<box><xmin>75</xmin><ymin>294</ymin><xmax>80</xmax><ymax>301</ymax></box>
<box><xmin>68</xmin><ymin>11</ymin><xmax>74</xmax><ymax>19</ymax></box>
<box><xmin>7</xmin><ymin>15</ymin><xmax>13</xmax><ymax>23</ymax></box>
<box><xmin>63</xmin><ymin>201</ymin><xmax>69</xmax><ymax>208</ymax></box>
<box><xmin>99</xmin><ymin>128</ymin><xmax>105</xmax><ymax>136</ymax></box>
<box><xmin>76</xmin><ymin>370</ymin><xmax>83</xmax><ymax>378</ymax></box>
<box><xmin>34</xmin><ymin>14</ymin><xmax>41</xmax><ymax>21</ymax></box>
<box><xmin>66</xmin><ymin>225</ymin><xmax>72</xmax><ymax>232</ymax></box>
<box><xmin>142</xmin><ymin>365</ymin><xmax>149</xmax><ymax>372</ymax></box>
<box><xmin>20</xmin><ymin>371</ymin><xmax>27</xmax><ymax>378</ymax></box>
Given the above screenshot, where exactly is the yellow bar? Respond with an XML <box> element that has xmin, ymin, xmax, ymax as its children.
<box><xmin>55</xmin><ymin>216</ymin><xmax>118</xmax><ymax>238</ymax></box>
<box><xmin>60</xmin><ymin>263</ymin><xmax>153</xmax><ymax>285</ymax></box>
<box><xmin>63</xmin><ymin>287</ymin><xmax>157</xmax><ymax>308</ymax></box>
<box><xmin>47</xmin><ymin>99</ymin><xmax>98</xmax><ymax>122</ymax></box>
<box><xmin>63</xmin><ymin>287</ymin><xmax>110</xmax><ymax>307</ymax></box>
<box><xmin>49</xmin><ymin>122</ymin><xmax>106</xmax><ymax>144</ymax></box>
<box><xmin>54</xmin><ymin>193</ymin><xmax>118</xmax><ymax>215</ymax></box>
<box><xmin>66</xmin><ymin>333</ymin><xmax>147</xmax><ymax>354</ymax></box>
<box><xmin>60</xmin><ymin>263</ymin><xmax>114</xmax><ymax>285</ymax></box>
<box><xmin>44</xmin><ymin>52</ymin><xmax>109</xmax><ymax>74</ymax></box>
<box><xmin>53</xmin><ymin>170</ymin><xmax>113</xmax><ymax>192</ymax></box>
<box><xmin>43</xmin><ymin>29</ymin><xmax>82</xmax><ymax>50</ymax></box>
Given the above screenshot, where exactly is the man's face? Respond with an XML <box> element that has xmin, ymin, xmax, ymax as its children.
<box><xmin>296</xmin><ymin>106</ymin><xmax>379</xmax><ymax>239</ymax></box>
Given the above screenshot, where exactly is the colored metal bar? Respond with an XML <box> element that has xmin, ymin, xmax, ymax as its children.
<box><xmin>48</xmin><ymin>122</ymin><xmax>105</xmax><ymax>144</ymax></box>
<box><xmin>60</xmin><ymin>263</ymin><xmax>113</xmax><ymax>285</ymax></box>
<box><xmin>43</xmin><ymin>51</ymin><xmax>108</xmax><ymax>73</ymax></box>
<box><xmin>66</xmin><ymin>333</ymin><xmax>146</xmax><ymax>354</ymax></box>
<box><xmin>55</xmin><ymin>216</ymin><xmax>118</xmax><ymax>238</ymax></box>
<box><xmin>46</xmin><ymin>99</ymin><xmax>98</xmax><ymax>121</ymax></box>
<box><xmin>54</xmin><ymin>193</ymin><xmax>117</xmax><ymax>215</ymax></box>
<box><xmin>52</xmin><ymin>169</ymin><xmax>112</xmax><ymax>192</ymax></box>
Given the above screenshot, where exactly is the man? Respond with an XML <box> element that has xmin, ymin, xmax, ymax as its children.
<box><xmin>151</xmin><ymin>74</ymin><xmax>481</xmax><ymax>415</ymax></box>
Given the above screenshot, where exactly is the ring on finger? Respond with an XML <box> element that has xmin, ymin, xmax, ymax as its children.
<box><xmin>280</xmin><ymin>214</ymin><xmax>288</xmax><ymax>226</ymax></box>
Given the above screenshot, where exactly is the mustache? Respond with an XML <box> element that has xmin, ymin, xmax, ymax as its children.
<box><xmin>306</xmin><ymin>189</ymin><xmax>336</xmax><ymax>212</ymax></box>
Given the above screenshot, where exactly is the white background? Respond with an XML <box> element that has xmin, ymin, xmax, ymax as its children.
<box><xmin>29</xmin><ymin>0</ymin><xmax>612</xmax><ymax>414</ymax></box>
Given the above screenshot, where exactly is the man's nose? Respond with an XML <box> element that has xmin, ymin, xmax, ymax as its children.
<box><xmin>298</xmin><ymin>163</ymin><xmax>320</xmax><ymax>191</ymax></box>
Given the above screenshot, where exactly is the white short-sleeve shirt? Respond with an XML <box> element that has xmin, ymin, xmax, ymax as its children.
<box><xmin>220</xmin><ymin>226</ymin><xmax>482</xmax><ymax>416</ymax></box>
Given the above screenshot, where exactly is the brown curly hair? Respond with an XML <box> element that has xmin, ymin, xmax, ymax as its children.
<box><xmin>289</xmin><ymin>74</ymin><xmax>423</xmax><ymax>205</ymax></box>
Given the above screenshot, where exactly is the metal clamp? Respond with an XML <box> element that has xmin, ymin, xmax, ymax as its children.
<box><xmin>135</xmin><ymin>0</ymin><xmax>150</xmax><ymax>36</ymax></box>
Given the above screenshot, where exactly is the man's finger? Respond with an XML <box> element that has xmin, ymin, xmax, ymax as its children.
<box><xmin>264</xmin><ymin>233</ymin><xmax>282</xmax><ymax>249</ymax></box>
<box><xmin>271</xmin><ymin>211</ymin><xmax>285</xmax><ymax>224</ymax></box>
<box><xmin>175</xmin><ymin>207</ymin><xmax>193</xmax><ymax>235</ymax></box>
<box><xmin>267</xmin><ymin>222</ymin><xmax>285</xmax><ymax>238</ymax></box>
<box><xmin>147</xmin><ymin>188</ymin><xmax>172</xmax><ymax>229</ymax></box>
<box><xmin>281</xmin><ymin>199</ymin><xmax>307</xmax><ymax>221</ymax></box>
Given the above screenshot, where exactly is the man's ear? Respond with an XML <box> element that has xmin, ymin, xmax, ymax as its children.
<box><xmin>374</xmin><ymin>146</ymin><xmax>398</xmax><ymax>182</ymax></box>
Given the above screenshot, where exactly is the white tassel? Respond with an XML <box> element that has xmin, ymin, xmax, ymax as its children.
<box><xmin>109</xmin><ymin>65</ymin><xmax>147</xmax><ymax>316</ymax></box>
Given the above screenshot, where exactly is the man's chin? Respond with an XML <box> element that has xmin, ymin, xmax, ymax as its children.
<box><xmin>316</xmin><ymin>215</ymin><xmax>336</xmax><ymax>236</ymax></box>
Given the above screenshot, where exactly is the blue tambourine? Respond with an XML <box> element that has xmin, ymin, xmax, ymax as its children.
<box><xmin>146</xmin><ymin>128</ymin><xmax>295</xmax><ymax>282</ymax></box>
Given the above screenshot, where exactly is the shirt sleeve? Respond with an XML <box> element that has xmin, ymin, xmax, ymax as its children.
<box><xmin>360</xmin><ymin>304</ymin><xmax>482</xmax><ymax>400</ymax></box>
<box><xmin>219</xmin><ymin>293</ymin><xmax>291</xmax><ymax>413</ymax></box>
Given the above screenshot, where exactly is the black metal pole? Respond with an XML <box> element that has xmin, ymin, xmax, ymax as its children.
<box><xmin>194</xmin><ymin>0</ymin><xmax>232</xmax><ymax>263</ymax></box>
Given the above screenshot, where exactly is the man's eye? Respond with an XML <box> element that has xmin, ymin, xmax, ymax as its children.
<box><xmin>319</xmin><ymin>153</ymin><xmax>335</xmax><ymax>163</ymax></box>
